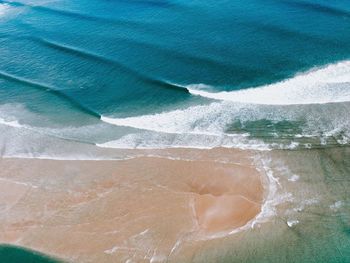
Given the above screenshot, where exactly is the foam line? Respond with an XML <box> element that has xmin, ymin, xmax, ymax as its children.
<box><xmin>187</xmin><ymin>60</ymin><xmax>350</xmax><ymax>105</ymax></box>
<box><xmin>100</xmin><ymin>102</ymin><xmax>225</xmax><ymax>134</ymax></box>
<box><xmin>101</xmin><ymin>61</ymin><xmax>350</xmax><ymax>135</ymax></box>
<box><xmin>0</xmin><ymin>117</ymin><xmax>23</xmax><ymax>128</ymax></box>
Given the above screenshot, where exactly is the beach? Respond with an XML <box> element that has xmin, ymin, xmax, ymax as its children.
<box><xmin>0</xmin><ymin>148</ymin><xmax>268</xmax><ymax>262</ymax></box>
<box><xmin>1</xmin><ymin>146</ymin><xmax>349</xmax><ymax>262</ymax></box>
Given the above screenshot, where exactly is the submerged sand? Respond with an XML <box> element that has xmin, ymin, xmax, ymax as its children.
<box><xmin>0</xmin><ymin>148</ymin><xmax>266</xmax><ymax>262</ymax></box>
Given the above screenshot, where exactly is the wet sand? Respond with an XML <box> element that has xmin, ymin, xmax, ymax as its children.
<box><xmin>0</xmin><ymin>149</ymin><xmax>266</xmax><ymax>262</ymax></box>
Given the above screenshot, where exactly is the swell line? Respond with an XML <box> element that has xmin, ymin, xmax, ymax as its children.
<box><xmin>33</xmin><ymin>37</ymin><xmax>189</xmax><ymax>93</ymax></box>
<box><xmin>109</xmin><ymin>0</ymin><xmax>176</xmax><ymax>8</ymax></box>
<box><xmin>0</xmin><ymin>70</ymin><xmax>101</xmax><ymax>118</ymax></box>
<box><xmin>282</xmin><ymin>0</ymin><xmax>350</xmax><ymax>19</ymax></box>
<box><xmin>244</xmin><ymin>20</ymin><xmax>342</xmax><ymax>47</ymax></box>
<box><xmin>0</xmin><ymin>0</ymin><xmax>23</xmax><ymax>7</ymax></box>
<box><xmin>0</xmin><ymin>0</ymin><xmax>144</xmax><ymax>27</ymax></box>
<box><xmin>109</xmin><ymin>35</ymin><xmax>268</xmax><ymax>80</ymax></box>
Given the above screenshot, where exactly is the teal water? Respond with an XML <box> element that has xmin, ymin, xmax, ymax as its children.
<box><xmin>0</xmin><ymin>244</ymin><xmax>62</xmax><ymax>263</ymax></box>
<box><xmin>1</xmin><ymin>0</ymin><xmax>349</xmax><ymax>91</ymax></box>
<box><xmin>0</xmin><ymin>0</ymin><xmax>349</xmax><ymax>262</ymax></box>
<box><xmin>0</xmin><ymin>0</ymin><xmax>349</xmax><ymax>152</ymax></box>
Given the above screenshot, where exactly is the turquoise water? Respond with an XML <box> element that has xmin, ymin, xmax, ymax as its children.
<box><xmin>0</xmin><ymin>0</ymin><xmax>349</xmax><ymax>153</ymax></box>
<box><xmin>0</xmin><ymin>1</ymin><xmax>349</xmax><ymax>262</ymax></box>
<box><xmin>0</xmin><ymin>244</ymin><xmax>62</xmax><ymax>262</ymax></box>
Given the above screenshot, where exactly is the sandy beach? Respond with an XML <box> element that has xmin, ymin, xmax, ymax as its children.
<box><xmin>0</xmin><ymin>148</ymin><xmax>266</xmax><ymax>262</ymax></box>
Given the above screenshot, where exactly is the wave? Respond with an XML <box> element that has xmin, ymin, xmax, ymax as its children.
<box><xmin>0</xmin><ymin>1</ymin><xmax>19</xmax><ymax>19</ymax></box>
<box><xmin>109</xmin><ymin>35</ymin><xmax>259</xmax><ymax>82</ymax></box>
<box><xmin>0</xmin><ymin>0</ymin><xmax>179</xmax><ymax>28</ymax></box>
<box><xmin>0</xmin><ymin>70</ymin><xmax>101</xmax><ymax>118</ymax></box>
<box><xmin>0</xmin><ymin>0</ymin><xmax>135</xmax><ymax>26</ymax></box>
<box><xmin>0</xmin><ymin>0</ymin><xmax>23</xmax><ymax>7</ymax></box>
<box><xmin>282</xmin><ymin>0</ymin><xmax>350</xmax><ymax>19</ymax></box>
<box><xmin>97</xmin><ymin>131</ymin><xmax>349</xmax><ymax>151</ymax></box>
<box><xmin>33</xmin><ymin>38</ymin><xmax>188</xmax><ymax>93</ymax></box>
<box><xmin>0</xmin><ymin>2</ymin><xmax>9</xmax><ymax>15</ymax></box>
<box><xmin>114</xmin><ymin>0</ymin><xmax>176</xmax><ymax>8</ymax></box>
<box><xmin>100</xmin><ymin>60</ymin><xmax>350</xmax><ymax>150</ymax></box>
<box><xmin>96</xmin><ymin>131</ymin><xmax>271</xmax><ymax>151</ymax></box>
<box><xmin>0</xmin><ymin>117</ymin><xmax>23</xmax><ymax>128</ymax></box>
<box><xmin>0</xmin><ymin>108</ymin><xmax>96</xmax><ymax>146</ymax></box>
<box><xmin>100</xmin><ymin>102</ymin><xmax>228</xmax><ymax>134</ymax></box>
<box><xmin>100</xmin><ymin>101</ymin><xmax>350</xmax><ymax>150</ymax></box>
<box><xmin>0</xmin><ymin>114</ymin><xmax>129</xmax><ymax>160</ymax></box>
<box><xmin>101</xmin><ymin>60</ymin><xmax>350</xmax><ymax>133</ymax></box>
<box><xmin>242</xmin><ymin>19</ymin><xmax>340</xmax><ymax>48</ymax></box>
<box><xmin>186</xmin><ymin>60</ymin><xmax>350</xmax><ymax>105</ymax></box>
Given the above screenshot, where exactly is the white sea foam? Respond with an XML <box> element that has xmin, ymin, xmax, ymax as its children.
<box><xmin>187</xmin><ymin>60</ymin><xmax>350</xmax><ymax>105</ymax></box>
<box><xmin>251</xmin><ymin>158</ymin><xmax>291</xmax><ymax>227</ymax></box>
<box><xmin>101</xmin><ymin>101</ymin><xmax>267</xmax><ymax>138</ymax></box>
<box><xmin>0</xmin><ymin>3</ymin><xmax>10</xmax><ymax>17</ymax></box>
<box><xmin>288</xmin><ymin>174</ymin><xmax>300</xmax><ymax>182</ymax></box>
<box><xmin>0</xmin><ymin>2</ymin><xmax>23</xmax><ymax>20</ymax></box>
<box><xmin>293</xmin><ymin>198</ymin><xmax>319</xmax><ymax>213</ymax></box>
<box><xmin>100</xmin><ymin>104</ymin><xmax>349</xmax><ymax>150</ymax></box>
<box><xmin>101</xmin><ymin>61</ymin><xmax>350</xmax><ymax>151</ymax></box>
<box><xmin>96</xmin><ymin>131</ymin><xmax>271</xmax><ymax>151</ymax></box>
<box><xmin>0</xmin><ymin>114</ymin><xmax>137</xmax><ymax>160</ymax></box>
<box><xmin>287</xmin><ymin>220</ymin><xmax>299</xmax><ymax>227</ymax></box>
<box><xmin>101</xmin><ymin>102</ymin><xmax>230</xmax><ymax>134</ymax></box>
<box><xmin>330</xmin><ymin>201</ymin><xmax>343</xmax><ymax>211</ymax></box>
<box><xmin>0</xmin><ymin>117</ymin><xmax>24</xmax><ymax>128</ymax></box>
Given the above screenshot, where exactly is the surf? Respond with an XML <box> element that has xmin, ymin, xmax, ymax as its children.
<box><xmin>186</xmin><ymin>60</ymin><xmax>350</xmax><ymax>105</ymax></box>
<box><xmin>101</xmin><ymin>60</ymin><xmax>350</xmax><ymax>133</ymax></box>
<box><xmin>100</xmin><ymin>61</ymin><xmax>350</xmax><ymax>150</ymax></box>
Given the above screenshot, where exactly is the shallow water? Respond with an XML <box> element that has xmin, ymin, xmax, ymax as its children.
<box><xmin>186</xmin><ymin>147</ymin><xmax>350</xmax><ymax>263</ymax></box>
<box><xmin>0</xmin><ymin>244</ymin><xmax>62</xmax><ymax>262</ymax></box>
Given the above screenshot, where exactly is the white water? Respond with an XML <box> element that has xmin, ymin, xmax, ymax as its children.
<box><xmin>187</xmin><ymin>60</ymin><xmax>350</xmax><ymax>105</ymax></box>
<box><xmin>1</xmin><ymin>61</ymin><xmax>350</xmax><ymax>154</ymax></box>
<box><xmin>0</xmin><ymin>117</ymin><xmax>23</xmax><ymax>128</ymax></box>
<box><xmin>100</xmin><ymin>61</ymin><xmax>350</xmax><ymax>149</ymax></box>
<box><xmin>0</xmin><ymin>3</ymin><xmax>10</xmax><ymax>17</ymax></box>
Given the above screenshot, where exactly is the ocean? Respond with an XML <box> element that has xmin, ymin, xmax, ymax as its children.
<box><xmin>0</xmin><ymin>0</ymin><xmax>349</xmax><ymax>262</ymax></box>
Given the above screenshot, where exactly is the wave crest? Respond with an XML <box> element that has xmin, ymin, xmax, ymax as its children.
<box><xmin>100</xmin><ymin>61</ymin><xmax>350</xmax><ymax>149</ymax></box>
<box><xmin>187</xmin><ymin>60</ymin><xmax>350</xmax><ymax>105</ymax></box>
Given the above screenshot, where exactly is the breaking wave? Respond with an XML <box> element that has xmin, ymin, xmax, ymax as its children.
<box><xmin>187</xmin><ymin>60</ymin><xmax>350</xmax><ymax>105</ymax></box>
<box><xmin>101</xmin><ymin>60</ymin><xmax>350</xmax><ymax>149</ymax></box>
